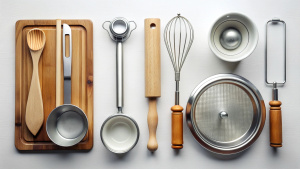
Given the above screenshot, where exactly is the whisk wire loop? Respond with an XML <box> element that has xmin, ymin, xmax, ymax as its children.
<box><xmin>164</xmin><ymin>14</ymin><xmax>194</xmax><ymax>76</ymax></box>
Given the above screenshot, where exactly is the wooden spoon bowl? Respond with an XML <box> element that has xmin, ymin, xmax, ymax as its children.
<box><xmin>27</xmin><ymin>29</ymin><xmax>46</xmax><ymax>51</ymax></box>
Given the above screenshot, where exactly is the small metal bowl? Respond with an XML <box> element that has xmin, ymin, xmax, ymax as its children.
<box><xmin>109</xmin><ymin>17</ymin><xmax>130</xmax><ymax>39</ymax></box>
<box><xmin>100</xmin><ymin>114</ymin><xmax>139</xmax><ymax>154</ymax></box>
<box><xmin>46</xmin><ymin>104</ymin><xmax>88</xmax><ymax>147</ymax></box>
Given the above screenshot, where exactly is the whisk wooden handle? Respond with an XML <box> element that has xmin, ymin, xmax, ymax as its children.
<box><xmin>171</xmin><ymin>105</ymin><xmax>183</xmax><ymax>149</ymax></box>
<box><xmin>269</xmin><ymin>100</ymin><xmax>282</xmax><ymax>147</ymax></box>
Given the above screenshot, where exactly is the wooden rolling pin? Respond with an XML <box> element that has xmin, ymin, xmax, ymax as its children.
<box><xmin>270</xmin><ymin>83</ymin><xmax>282</xmax><ymax>147</ymax></box>
<box><xmin>145</xmin><ymin>18</ymin><xmax>161</xmax><ymax>152</ymax></box>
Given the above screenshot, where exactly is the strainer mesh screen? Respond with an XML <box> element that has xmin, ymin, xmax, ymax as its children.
<box><xmin>195</xmin><ymin>83</ymin><xmax>253</xmax><ymax>142</ymax></box>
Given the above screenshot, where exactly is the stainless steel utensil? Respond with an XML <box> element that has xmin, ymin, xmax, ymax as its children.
<box><xmin>186</xmin><ymin>74</ymin><xmax>266</xmax><ymax>154</ymax></box>
<box><xmin>46</xmin><ymin>24</ymin><xmax>88</xmax><ymax>147</ymax></box>
<box><xmin>164</xmin><ymin>13</ymin><xmax>194</xmax><ymax>149</ymax></box>
<box><xmin>266</xmin><ymin>18</ymin><xmax>286</xmax><ymax>148</ymax></box>
<box><xmin>101</xmin><ymin>17</ymin><xmax>139</xmax><ymax>154</ymax></box>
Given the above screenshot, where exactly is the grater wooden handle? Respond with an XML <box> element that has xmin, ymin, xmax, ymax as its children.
<box><xmin>269</xmin><ymin>100</ymin><xmax>282</xmax><ymax>147</ymax></box>
<box><xmin>171</xmin><ymin>105</ymin><xmax>183</xmax><ymax>149</ymax></box>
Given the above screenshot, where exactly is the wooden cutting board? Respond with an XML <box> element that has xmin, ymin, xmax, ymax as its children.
<box><xmin>15</xmin><ymin>20</ymin><xmax>93</xmax><ymax>150</ymax></box>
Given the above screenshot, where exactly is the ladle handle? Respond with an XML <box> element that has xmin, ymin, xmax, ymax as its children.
<box><xmin>171</xmin><ymin>105</ymin><xmax>183</xmax><ymax>149</ymax></box>
<box><xmin>270</xmin><ymin>100</ymin><xmax>282</xmax><ymax>147</ymax></box>
<box><xmin>63</xmin><ymin>24</ymin><xmax>72</xmax><ymax>104</ymax></box>
<box><xmin>147</xmin><ymin>99</ymin><xmax>158</xmax><ymax>151</ymax></box>
<box><xmin>116</xmin><ymin>42</ymin><xmax>123</xmax><ymax>110</ymax></box>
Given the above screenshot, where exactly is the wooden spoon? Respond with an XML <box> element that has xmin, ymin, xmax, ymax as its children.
<box><xmin>25</xmin><ymin>29</ymin><xmax>46</xmax><ymax>136</ymax></box>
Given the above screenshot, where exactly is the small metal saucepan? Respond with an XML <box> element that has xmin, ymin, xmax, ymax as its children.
<box><xmin>46</xmin><ymin>24</ymin><xmax>88</xmax><ymax>147</ymax></box>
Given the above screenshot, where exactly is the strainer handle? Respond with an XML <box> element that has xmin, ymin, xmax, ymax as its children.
<box><xmin>171</xmin><ymin>105</ymin><xmax>183</xmax><ymax>149</ymax></box>
<box><xmin>269</xmin><ymin>101</ymin><xmax>282</xmax><ymax>147</ymax></box>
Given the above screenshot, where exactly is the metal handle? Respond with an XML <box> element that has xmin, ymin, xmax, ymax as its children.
<box><xmin>102</xmin><ymin>18</ymin><xmax>136</xmax><ymax>113</ymax></box>
<box><xmin>63</xmin><ymin>24</ymin><xmax>72</xmax><ymax>104</ymax></box>
<box><xmin>272</xmin><ymin>82</ymin><xmax>278</xmax><ymax>101</ymax></box>
<box><xmin>117</xmin><ymin>42</ymin><xmax>123</xmax><ymax>113</ymax></box>
<box><xmin>265</xmin><ymin>18</ymin><xmax>286</xmax><ymax>85</ymax></box>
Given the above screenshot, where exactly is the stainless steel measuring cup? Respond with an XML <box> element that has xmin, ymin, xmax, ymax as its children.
<box><xmin>101</xmin><ymin>17</ymin><xmax>139</xmax><ymax>154</ymax></box>
<box><xmin>46</xmin><ymin>24</ymin><xmax>88</xmax><ymax>147</ymax></box>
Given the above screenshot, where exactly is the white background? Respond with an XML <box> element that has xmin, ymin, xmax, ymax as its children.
<box><xmin>1</xmin><ymin>0</ymin><xmax>300</xmax><ymax>168</ymax></box>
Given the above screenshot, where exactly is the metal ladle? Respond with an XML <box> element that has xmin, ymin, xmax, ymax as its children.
<box><xmin>101</xmin><ymin>17</ymin><xmax>139</xmax><ymax>154</ymax></box>
<box><xmin>46</xmin><ymin>24</ymin><xmax>88</xmax><ymax>147</ymax></box>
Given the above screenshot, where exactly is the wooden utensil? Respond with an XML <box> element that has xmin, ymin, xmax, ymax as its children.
<box><xmin>270</xmin><ymin>99</ymin><xmax>282</xmax><ymax>147</ymax></box>
<box><xmin>15</xmin><ymin>20</ymin><xmax>94</xmax><ymax>151</ymax></box>
<box><xmin>25</xmin><ymin>28</ymin><xmax>46</xmax><ymax>136</ymax></box>
<box><xmin>145</xmin><ymin>18</ymin><xmax>160</xmax><ymax>152</ymax></box>
<box><xmin>56</xmin><ymin>19</ymin><xmax>63</xmax><ymax>106</ymax></box>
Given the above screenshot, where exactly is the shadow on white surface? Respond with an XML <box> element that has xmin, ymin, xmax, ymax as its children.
<box><xmin>185</xmin><ymin>130</ymin><xmax>253</xmax><ymax>161</ymax></box>
<box><xmin>101</xmin><ymin>148</ymin><xmax>137</xmax><ymax>162</ymax></box>
<box><xmin>218</xmin><ymin>59</ymin><xmax>241</xmax><ymax>72</ymax></box>
<box><xmin>271</xmin><ymin>147</ymin><xmax>280</xmax><ymax>157</ymax></box>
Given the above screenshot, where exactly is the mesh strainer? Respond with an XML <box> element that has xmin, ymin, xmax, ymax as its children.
<box><xmin>186</xmin><ymin>74</ymin><xmax>266</xmax><ymax>154</ymax></box>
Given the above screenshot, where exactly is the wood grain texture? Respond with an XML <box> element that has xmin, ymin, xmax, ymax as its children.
<box><xmin>25</xmin><ymin>30</ymin><xmax>45</xmax><ymax>136</ymax></box>
<box><xmin>171</xmin><ymin>105</ymin><xmax>183</xmax><ymax>149</ymax></box>
<box><xmin>145</xmin><ymin>18</ymin><xmax>161</xmax><ymax>98</ymax></box>
<box><xmin>145</xmin><ymin>18</ymin><xmax>160</xmax><ymax>152</ymax></box>
<box><xmin>15</xmin><ymin>20</ymin><xmax>93</xmax><ymax>151</ymax></box>
<box><xmin>56</xmin><ymin>19</ymin><xmax>63</xmax><ymax>107</ymax></box>
<box><xmin>269</xmin><ymin>100</ymin><xmax>282</xmax><ymax>147</ymax></box>
<box><xmin>147</xmin><ymin>98</ymin><xmax>158</xmax><ymax>151</ymax></box>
